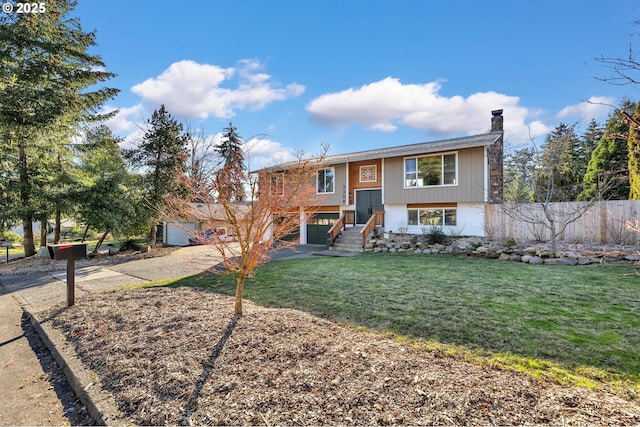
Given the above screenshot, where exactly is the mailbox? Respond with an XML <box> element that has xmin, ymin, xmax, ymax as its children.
<box><xmin>46</xmin><ymin>243</ymin><xmax>87</xmax><ymax>307</ymax></box>
<box><xmin>47</xmin><ymin>243</ymin><xmax>87</xmax><ymax>260</ymax></box>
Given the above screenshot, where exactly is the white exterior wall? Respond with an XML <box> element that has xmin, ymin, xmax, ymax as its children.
<box><xmin>383</xmin><ymin>203</ymin><xmax>485</xmax><ymax>237</ymax></box>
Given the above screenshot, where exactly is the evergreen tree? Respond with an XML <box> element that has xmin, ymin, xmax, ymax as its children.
<box><xmin>629</xmin><ymin>102</ymin><xmax>640</xmax><ymax>199</ymax></box>
<box><xmin>76</xmin><ymin>126</ymin><xmax>147</xmax><ymax>251</ymax></box>
<box><xmin>579</xmin><ymin>99</ymin><xmax>634</xmax><ymax>200</ymax></box>
<box><xmin>125</xmin><ymin>105</ymin><xmax>189</xmax><ymax>246</ymax></box>
<box><xmin>504</xmin><ymin>147</ymin><xmax>536</xmax><ymax>202</ymax></box>
<box><xmin>537</xmin><ymin>123</ymin><xmax>582</xmax><ymax>201</ymax></box>
<box><xmin>0</xmin><ymin>1</ymin><xmax>119</xmax><ymax>256</ymax></box>
<box><xmin>577</xmin><ymin>119</ymin><xmax>604</xmax><ymax>177</ymax></box>
<box><xmin>215</xmin><ymin>122</ymin><xmax>247</xmax><ymax>202</ymax></box>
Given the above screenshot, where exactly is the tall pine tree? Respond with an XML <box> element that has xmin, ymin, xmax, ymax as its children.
<box><xmin>215</xmin><ymin>122</ymin><xmax>247</xmax><ymax>203</ymax></box>
<box><xmin>125</xmin><ymin>105</ymin><xmax>189</xmax><ymax>246</ymax></box>
<box><xmin>537</xmin><ymin>123</ymin><xmax>582</xmax><ymax>201</ymax></box>
<box><xmin>0</xmin><ymin>1</ymin><xmax>118</xmax><ymax>256</ymax></box>
<box><xmin>628</xmin><ymin>101</ymin><xmax>640</xmax><ymax>199</ymax></box>
<box><xmin>579</xmin><ymin>99</ymin><xmax>634</xmax><ymax>200</ymax></box>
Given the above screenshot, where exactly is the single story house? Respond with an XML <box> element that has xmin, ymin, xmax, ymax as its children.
<box><xmin>162</xmin><ymin>202</ymin><xmax>247</xmax><ymax>246</ymax></box>
<box><xmin>261</xmin><ymin>110</ymin><xmax>504</xmax><ymax>246</ymax></box>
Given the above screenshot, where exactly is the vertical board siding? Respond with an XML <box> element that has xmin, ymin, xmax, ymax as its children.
<box><xmin>484</xmin><ymin>201</ymin><xmax>640</xmax><ymax>244</ymax></box>
<box><xmin>348</xmin><ymin>159</ymin><xmax>383</xmax><ymax>204</ymax></box>
<box><xmin>317</xmin><ymin>163</ymin><xmax>347</xmax><ymax>206</ymax></box>
<box><xmin>384</xmin><ymin>147</ymin><xmax>486</xmax><ymax>204</ymax></box>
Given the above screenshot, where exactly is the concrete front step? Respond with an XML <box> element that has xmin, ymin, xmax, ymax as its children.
<box><xmin>331</xmin><ymin>243</ymin><xmax>364</xmax><ymax>253</ymax></box>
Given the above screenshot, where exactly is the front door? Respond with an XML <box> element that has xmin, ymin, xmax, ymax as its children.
<box><xmin>356</xmin><ymin>189</ymin><xmax>383</xmax><ymax>224</ymax></box>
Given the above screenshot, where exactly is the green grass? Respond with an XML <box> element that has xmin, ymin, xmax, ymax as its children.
<box><xmin>158</xmin><ymin>253</ymin><xmax>639</xmax><ymax>395</ymax></box>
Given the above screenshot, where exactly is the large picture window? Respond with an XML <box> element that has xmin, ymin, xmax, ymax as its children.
<box><xmin>405</xmin><ymin>153</ymin><xmax>457</xmax><ymax>187</ymax></box>
<box><xmin>317</xmin><ymin>168</ymin><xmax>335</xmax><ymax>194</ymax></box>
<box><xmin>407</xmin><ymin>208</ymin><xmax>457</xmax><ymax>226</ymax></box>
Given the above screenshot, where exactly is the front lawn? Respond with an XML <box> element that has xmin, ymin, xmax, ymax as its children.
<box><xmin>169</xmin><ymin>253</ymin><xmax>640</xmax><ymax>395</ymax></box>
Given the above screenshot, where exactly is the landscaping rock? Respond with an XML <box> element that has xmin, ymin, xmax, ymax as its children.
<box><xmin>476</xmin><ymin>246</ymin><xmax>488</xmax><ymax>253</ymax></box>
<box><xmin>528</xmin><ymin>256</ymin><xmax>544</xmax><ymax>265</ymax></box>
<box><xmin>624</xmin><ymin>255</ymin><xmax>640</xmax><ymax>261</ymax></box>
<box><xmin>524</xmin><ymin>247</ymin><xmax>538</xmax><ymax>254</ymax></box>
<box><xmin>508</xmin><ymin>254</ymin><xmax>522</xmax><ymax>262</ymax></box>
<box><xmin>498</xmin><ymin>253</ymin><xmax>510</xmax><ymax>261</ymax></box>
<box><xmin>521</xmin><ymin>255</ymin><xmax>532</xmax><ymax>263</ymax></box>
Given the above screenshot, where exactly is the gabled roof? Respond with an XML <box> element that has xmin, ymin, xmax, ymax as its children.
<box><xmin>261</xmin><ymin>131</ymin><xmax>502</xmax><ymax>171</ymax></box>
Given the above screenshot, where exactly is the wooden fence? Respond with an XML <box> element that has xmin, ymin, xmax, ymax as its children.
<box><xmin>484</xmin><ymin>200</ymin><xmax>640</xmax><ymax>244</ymax></box>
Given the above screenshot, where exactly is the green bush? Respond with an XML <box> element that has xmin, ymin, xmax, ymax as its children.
<box><xmin>0</xmin><ymin>230</ymin><xmax>22</xmax><ymax>243</ymax></box>
<box><xmin>422</xmin><ymin>226</ymin><xmax>449</xmax><ymax>245</ymax></box>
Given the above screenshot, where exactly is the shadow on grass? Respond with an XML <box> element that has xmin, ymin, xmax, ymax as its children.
<box><xmin>179</xmin><ymin>314</ymin><xmax>240</xmax><ymax>426</ymax></box>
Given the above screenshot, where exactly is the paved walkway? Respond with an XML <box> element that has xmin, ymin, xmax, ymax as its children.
<box><xmin>0</xmin><ymin>244</ymin><xmax>349</xmax><ymax>425</ymax></box>
<box><xmin>0</xmin><ymin>245</ymin><xmax>226</xmax><ymax>425</ymax></box>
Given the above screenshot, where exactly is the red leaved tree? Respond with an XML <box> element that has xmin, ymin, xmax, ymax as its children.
<box><xmin>166</xmin><ymin>145</ymin><xmax>329</xmax><ymax>315</ymax></box>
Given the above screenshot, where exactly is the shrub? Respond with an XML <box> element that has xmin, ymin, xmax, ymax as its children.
<box><xmin>0</xmin><ymin>230</ymin><xmax>22</xmax><ymax>243</ymax></box>
<box><xmin>423</xmin><ymin>226</ymin><xmax>448</xmax><ymax>245</ymax></box>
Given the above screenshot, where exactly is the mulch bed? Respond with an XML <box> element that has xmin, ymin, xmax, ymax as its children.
<box><xmin>46</xmin><ymin>287</ymin><xmax>640</xmax><ymax>426</ymax></box>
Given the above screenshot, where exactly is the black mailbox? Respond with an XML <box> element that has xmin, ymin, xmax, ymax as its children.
<box><xmin>47</xmin><ymin>243</ymin><xmax>87</xmax><ymax>260</ymax></box>
<box><xmin>46</xmin><ymin>244</ymin><xmax>87</xmax><ymax>307</ymax></box>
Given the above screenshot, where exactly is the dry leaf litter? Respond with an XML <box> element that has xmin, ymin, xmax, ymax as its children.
<box><xmin>46</xmin><ymin>287</ymin><xmax>640</xmax><ymax>426</ymax></box>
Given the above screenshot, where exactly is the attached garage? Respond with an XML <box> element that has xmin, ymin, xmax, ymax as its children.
<box><xmin>306</xmin><ymin>213</ymin><xmax>339</xmax><ymax>245</ymax></box>
<box><xmin>164</xmin><ymin>222</ymin><xmax>196</xmax><ymax>246</ymax></box>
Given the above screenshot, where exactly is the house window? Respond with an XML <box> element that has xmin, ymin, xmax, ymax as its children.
<box><xmin>271</xmin><ymin>172</ymin><xmax>285</xmax><ymax>196</ymax></box>
<box><xmin>360</xmin><ymin>165</ymin><xmax>377</xmax><ymax>182</ymax></box>
<box><xmin>407</xmin><ymin>208</ymin><xmax>457</xmax><ymax>226</ymax></box>
<box><xmin>405</xmin><ymin>153</ymin><xmax>457</xmax><ymax>187</ymax></box>
<box><xmin>317</xmin><ymin>168</ymin><xmax>335</xmax><ymax>193</ymax></box>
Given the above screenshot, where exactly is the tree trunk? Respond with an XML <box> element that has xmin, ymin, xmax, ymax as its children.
<box><xmin>81</xmin><ymin>224</ymin><xmax>90</xmax><ymax>242</ymax></box>
<box><xmin>22</xmin><ymin>219</ymin><xmax>36</xmax><ymax>257</ymax></box>
<box><xmin>149</xmin><ymin>223</ymin><xmax>157</xmax><ymax>247</ymax></box>
<box><xmin>235</xmin><ymin>272</ymin><xmax>245</xmax><ymax>316</ymax></box>
<box><xmin>40</xmin><ymin>219</ymin><xmax>47</xmax><ymax>247</ymax></box>
<box><xmin>92</xmin><ymin>230</ymin><xmax>110</xmax><ymax>254</ymax></box>
<box><xmin>19</xmin><ymin>141</ymin><xmax>36</xmax><ymax>257</ymax></box>
<box><xmin>54</xmin><ymin>209</ymin><xmax>61</xmax><ymax>244</ymax></box>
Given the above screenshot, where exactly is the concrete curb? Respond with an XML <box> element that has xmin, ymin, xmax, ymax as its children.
<box><xmin>25</xmin><ymin>308</ymin><xmax>130</xmax><ymax>426</ymax></box>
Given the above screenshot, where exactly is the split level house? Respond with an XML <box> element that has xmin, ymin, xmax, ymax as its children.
<box><xmin>264</xmin><ymin>109</ymin><xmax>504</xmax><ymax>250</ymax></box>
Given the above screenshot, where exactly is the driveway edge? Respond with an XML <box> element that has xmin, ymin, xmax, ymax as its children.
<box><xmin>25</xmin><ymin>308</ymin><xmax>130</xmax><ymax>426</ymax></box>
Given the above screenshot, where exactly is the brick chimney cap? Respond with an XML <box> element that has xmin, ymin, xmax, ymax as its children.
<box><xmin>491</xmin><ymin>109</ymin><xmax>503</xmax><ymax>116</ymax></box>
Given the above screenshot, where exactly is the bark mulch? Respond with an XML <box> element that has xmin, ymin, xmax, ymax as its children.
<box><xmin>46</xmin><ymin>287</ymin><xmax>640</xmax><ymax>426</ymax></box>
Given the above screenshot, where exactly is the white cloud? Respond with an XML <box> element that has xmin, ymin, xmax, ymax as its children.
<box><xmin>556</xmin><ymin>96</ymin><xmax>615</xmax><ymax>122</ymax></box>
<box><xmin>243</xmin><ymin>137</ymin><xmax>297</xmax><ymax>170</ymax></box>
<box><xmin>306</xmin><ymin>77</ymin><xmax>550</xmax><ymax>143</ymax></box>
<box><xmin>100</xmin><ymin>104</ymin><xmax>143</xmax><ymax>134</ymax></box>
<box><xmin>130</xmin><ymin>59</ymin><xmax>305</xmax><ymax>120</ymax></box>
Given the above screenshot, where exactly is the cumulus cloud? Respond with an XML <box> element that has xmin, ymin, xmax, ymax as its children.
<box><xmin>243</xmin><ymin>137</ymin><xmax>298</xmax><ymax>170</ymax></box>
<box><xmin>556</xmin><ymin>96</ymin><xmax>615</xmax><ymax>122</ymax></box>
<box><xmin>306</xmin><ymin>77</ymin><xmax>550</xmax><ymax>143</ymax></box>
<box><xmin>100</xmin><ymin>104</ymin><xmax>143</xmax><ymax>134</ymax></box>
<box><xmin>131</xmin><ymin>59</ymin><xmax>305</xmax><ymax>119</ymax></box>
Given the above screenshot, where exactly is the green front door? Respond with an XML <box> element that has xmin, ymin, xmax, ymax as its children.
<box><xmin>355</xmin><ymin>189</ymin><xmax>383</xmax><ymax>224</ymax></box>
<box><xmin>307</xmin><ymin>213</ymin><xmax>339</xmax><ymax>244</ymax></box>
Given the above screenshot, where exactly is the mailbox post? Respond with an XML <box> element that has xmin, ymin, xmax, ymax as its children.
<box><xmin>47</xmin><ymin>243</ymin><xmax>87</xmax><ymax>307</ymax></box>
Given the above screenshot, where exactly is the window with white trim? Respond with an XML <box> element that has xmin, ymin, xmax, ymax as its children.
<box><xmin>407</xmin><ymin>208</ymin><xmax>457</xmax><ymax>226</ymax></box>
<box><xmin>317</xmin><ymin>168</ymin><xmax>335</xmax><ymax>193</ymax></box>
<box><xmin>405</xmin><ymin>153</ymin><xmax>457</xmax><ymax>187</ymax></box>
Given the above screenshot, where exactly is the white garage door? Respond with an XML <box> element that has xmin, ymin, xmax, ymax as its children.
<box><xmin>165</xmin><ymin>222</ymin><xmax>197</xmax><ymax>246</ymax></box>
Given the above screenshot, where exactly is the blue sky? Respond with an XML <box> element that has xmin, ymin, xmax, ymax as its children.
<box><xmin>75</xmin><ymin>0</ymin><xmax>639</xmax><ymax>168</ymax></box>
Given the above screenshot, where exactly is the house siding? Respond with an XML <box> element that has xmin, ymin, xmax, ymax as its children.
<box><xmin>385</xmin><ymin>202</ymin><xmax>485</xmax><ymax>236</ymax></box>
<box><xmin>383</xmin><ymin>146</ymin><xmax>486</xmax><ymax>204</ymax></box>
<box><xmin>317</xmin><ymin>163</ymin><xmax>347</xmax><ymax>206</ymax></box>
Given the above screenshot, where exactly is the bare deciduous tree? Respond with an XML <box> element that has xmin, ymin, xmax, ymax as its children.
<box><xmin>166</xmin><ymin>144</ymin><xmax>329</xmax><ymax>315</ymax></box>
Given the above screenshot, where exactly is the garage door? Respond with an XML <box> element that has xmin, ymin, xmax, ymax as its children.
<box><xmin>307</xmin><ymin>213</ymin><xmax>339</xmax><ymax>245</ymax></box>
<box><xmin>165</xmin><ymin>222</ymin><xmax>196</xmax><ymax>246</ymax></box>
